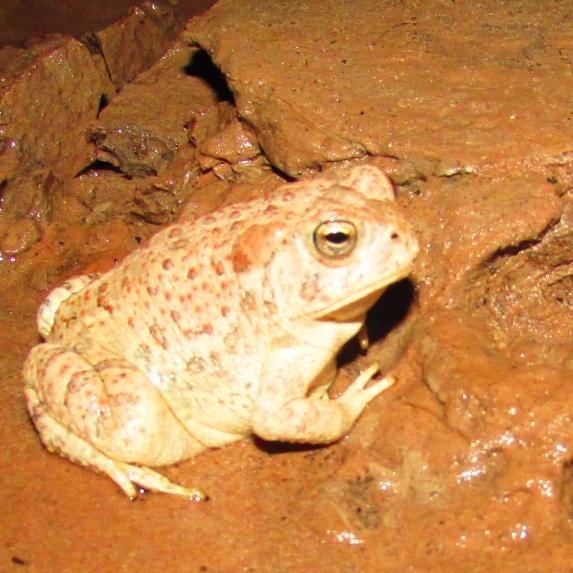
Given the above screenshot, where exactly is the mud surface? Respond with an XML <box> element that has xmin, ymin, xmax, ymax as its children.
<box><xmin>0</xmin><ymin>0</ymin><xmax>215</xmax><ymax>47</ymax></box>
<box><xmin>2</xmin><ymin>1</ymin><xmax>573</xmax><ymax>572</ymax></box>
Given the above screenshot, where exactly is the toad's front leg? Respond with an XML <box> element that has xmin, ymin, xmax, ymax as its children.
<box><xmin>251</xmin><ymin>363</ymin><xmax>394</xmax><ymax>444</ymax></box>
<box><xmin>23</xmin><ymin>343</ymin><xmax>205</xmax><ymax>499</ymax></box>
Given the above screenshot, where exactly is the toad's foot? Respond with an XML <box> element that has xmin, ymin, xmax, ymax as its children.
<box><xmin>339</xmin><ymin>362</ymin><xmax>395</xmax><ymax>408</ymax></box>
<box><xmin>115</xmin><ymin>462</ymin><xmax>206</xmax><ymax>501</ymax></box>
<box><xmin>26</xmin><ymin>392</ymin><xmax>205</xmax><ymax>500</ymax></box>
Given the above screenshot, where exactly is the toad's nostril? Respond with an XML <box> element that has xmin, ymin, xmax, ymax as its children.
<box><xmin>391</xmin><ymin>231</ymin><xmax>399</xmax><ymax>240</ymax></box>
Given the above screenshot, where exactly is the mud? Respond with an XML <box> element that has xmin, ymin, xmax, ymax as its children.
<box><xmin>2</xmin><ymin>1</ymin><xmax>573</xmax><ymax>572</ymax></box>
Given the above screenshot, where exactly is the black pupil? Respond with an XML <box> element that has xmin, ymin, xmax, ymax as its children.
<box><xmin>326</xmin><ymin>231</ymin><xmax>349</xmax><ymax>244</ymax></box>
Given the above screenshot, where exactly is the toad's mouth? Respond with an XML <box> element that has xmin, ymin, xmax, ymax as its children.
<box><xmin>308</xmin><ymin>267</ymin><xmax>412</xmax><ymax>322</ymax></box>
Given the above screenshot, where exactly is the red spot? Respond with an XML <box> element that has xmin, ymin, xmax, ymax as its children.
<box><xmin>179</xmin><ymin>294</ymin><xmax>188</xmax><ymax>304</ymax></box>
<box><xmin>230</xmin><ymin>209</ymin><xmax>241</xmax><ymax>219</ymax></box>
<box><xmin>147</xmin><ymin>285</ymin><xmax>159</xmax><ymax>296</ymax></box>
<box><xmin>168</xmin><ymin>226</ymin><xmax>182</xmax><ymax>238</ymax></box>
<box><xmin>127</xmin><ymin>317</ymin><xmax>135</xmax><ymax>328</ymax></box>
<box><xmin>174</xmin><ymin>239</ymin><xmax>188</xmax><ymax>249</ymax></box>
<box><xmin>264</xmin><ymin>204</ymin><xmax>279</xmax><ymax>214</ymax></box>
<box><xmin>232</xmin><ymin>249</ymin><xmax>251</xmax><ymax>273</ymax></box>
<box><xmin>149</xmin><ymin>325</ymin><xmax>168</xmax><ymax>349</ymax></box>
<box><xmin>221</xmin><ymin>305</ymin><xmax>230</xmax><ymax>317</ymax></box>
<box><xmin>98</xmin><ymin>282</ymin><xmax>109</xmax><ymax>294</ymax></box>
<box><xmin>162</xmin><ymin>258</ymin><xmax>173</xmax><ymax>270</ymax></box>
<box><xmin>213</xmin><ymin>260</ymin><xmax>225</xmax><ymax>276</ymax></box>
<box><xmin>202</xmin><ymin>323</ymin><xmax>213</xmax><ymax>335</ymax></box>
<box><xmin>97</xmin><ymin>296</ymin><xmax>114</xmax><ymax>313</ymax></box>
<box><xmin>205</xmin><ymin>215</ymin><xmax>216</xmax><ymax>224</ymax></box>
<box><xmin>187</xmin><ymin>268</ymin><xmax>198</xmax><ymax>280</ymax></box>
<box><xmin>45</xmin><ymin>354</ymin><xmax>65</xmax><ymax>373</ymax></box>
<box><xmin>170</xmin><ymin>310</ymin><xmax>181</xmax><ymax>324</ymax></box>
<box><xmin>282</xmin><ymin>191</ymin><xmax>295</xmax><ymax>201</ymax></box>
<box><xmin>300</xmin><ymin>277</ymin><xmax>318</xmax><ymax>302</ymax></box>
<box><xmin>164</xmin><ymin>291</ymin><xmax>172</xmax><ymax>302</ymax></box>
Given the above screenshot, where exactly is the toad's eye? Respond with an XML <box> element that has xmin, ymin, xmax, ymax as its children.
<box><xmin>313</xmin><ymin>220</ymin><xmax>358</xmax><ymax>258</ymax></box>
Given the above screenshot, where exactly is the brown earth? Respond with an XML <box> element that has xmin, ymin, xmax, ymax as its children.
<box><xmin>1</xmin><ymin>1</ymin><xmax>573</xmax><ymax>572</ymax></box>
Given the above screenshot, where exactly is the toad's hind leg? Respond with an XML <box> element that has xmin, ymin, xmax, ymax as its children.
<box><xmin>23</xmin><ymin>343</ymin><xmax>205</xmax><ymax>499</ymax></box>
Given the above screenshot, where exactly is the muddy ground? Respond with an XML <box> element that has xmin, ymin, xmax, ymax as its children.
<box><xmin>1</xmin><ymin>1</ymin><xmax>573</xmax><ymax>572</ymax></box>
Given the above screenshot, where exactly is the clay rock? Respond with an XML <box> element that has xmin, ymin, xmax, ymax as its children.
<box><xmin>0</xmin><ymin>137</ymin><xmax>24</xmax><ymax>184</ymax></box>
<box><xmin>186</xmin><ymin>0</ymin><xmax>573</xmax><ymax>177</ymax></box>
<box><xmin>0</xmin><ymin>217</ymin><xmax>41</xmax><ymax>257</ymax></box>
<box><xmin>90</xmin><ymin>44</ymin><xmax>218</xmax><ymax>177</ymax></box>
<box><xmin>409</xmin><ymin>173</ymin><xmax>563</xmax><ymax>307</ymax></box>
<box><xmin>87</xmin><ymin>0</ymin><xmax>180</xmax><ymax>91</ymax></box>
<box><xmin>188</xmin><ymin>101</ymin><xmax>261</xmax><ymax>172</ymax></box>
<box><xmin>0</xmin><ymin>167</ymin><xmax>56</xmax><ymax>221</ymax></box>
<box><xmin>462</xmin><ymin>194</ymin><xmax>573</xmax><ymax>348</ymax></box>
<box><xmin>0</xmin><ymin>37</ymin><xmax>105</xmax><ymax>178</ymax></box>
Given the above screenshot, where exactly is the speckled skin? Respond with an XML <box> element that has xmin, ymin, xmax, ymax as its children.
<box><xmin>23</xmin><ymin>165</ymin><xmax>418</xmax><ymax>499</ymax></box>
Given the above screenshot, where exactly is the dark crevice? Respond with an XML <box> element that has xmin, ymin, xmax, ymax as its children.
<box><xmin>367</xmin><ymin>279</ymin><xmax>417</xmax><ymax>344</ymax></box>
<box><xmin>80</xmin><ymin>31</ymin><xmax>117</xmax><ymax>117</ymax></box>
<box><xmin>97</xmin><ymin>93</ymin><xmax>109</xmax><ymax>115</ymax></box>
<box><xmin>561</xmin><ymin>459</ymin><xmax>573</xmax><ymax>518</ymax></box>
<box><xmin>253</xmin><ymin>436</ymin><xmax>325</xmax><ymax>455</ymax></box>
<box><xmin>484</xmin><ymin>215</ymin><xmax>562</xmax><ymax>264</ymax></box>
<box><xmin>184</xmin><ymin>49</ymin><xmax>234</xmax><ymax>102</ymax></box>
<box><xmin>79</xmin><ymin>31</ymin><xmax>102</xmax><ymax>56</ymax></box>
<box><xmin>338</xmin><ymin>278</ymin><xmax>417</xmax><ymax>366</ymax></box>
<box><xmin>76</xmin><ymin>159</ymin><xmax>127</xmax><ymax>177</ymax></box>
<box><xmin>489</xmin><ymin>237</ymin><xmax>541</xmax><ymax>259</ymax></box>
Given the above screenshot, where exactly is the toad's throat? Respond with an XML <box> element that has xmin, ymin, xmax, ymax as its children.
<box><xmin>309</xmin><ymin>267</ymin><xmax>412</xmax><ymax>322</ymax></box>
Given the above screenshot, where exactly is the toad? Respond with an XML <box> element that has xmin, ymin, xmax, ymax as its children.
<box><xmin>23</xmin><ymin>165</ymin><xmax>418</xmax><ymax>499</ymax></box>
